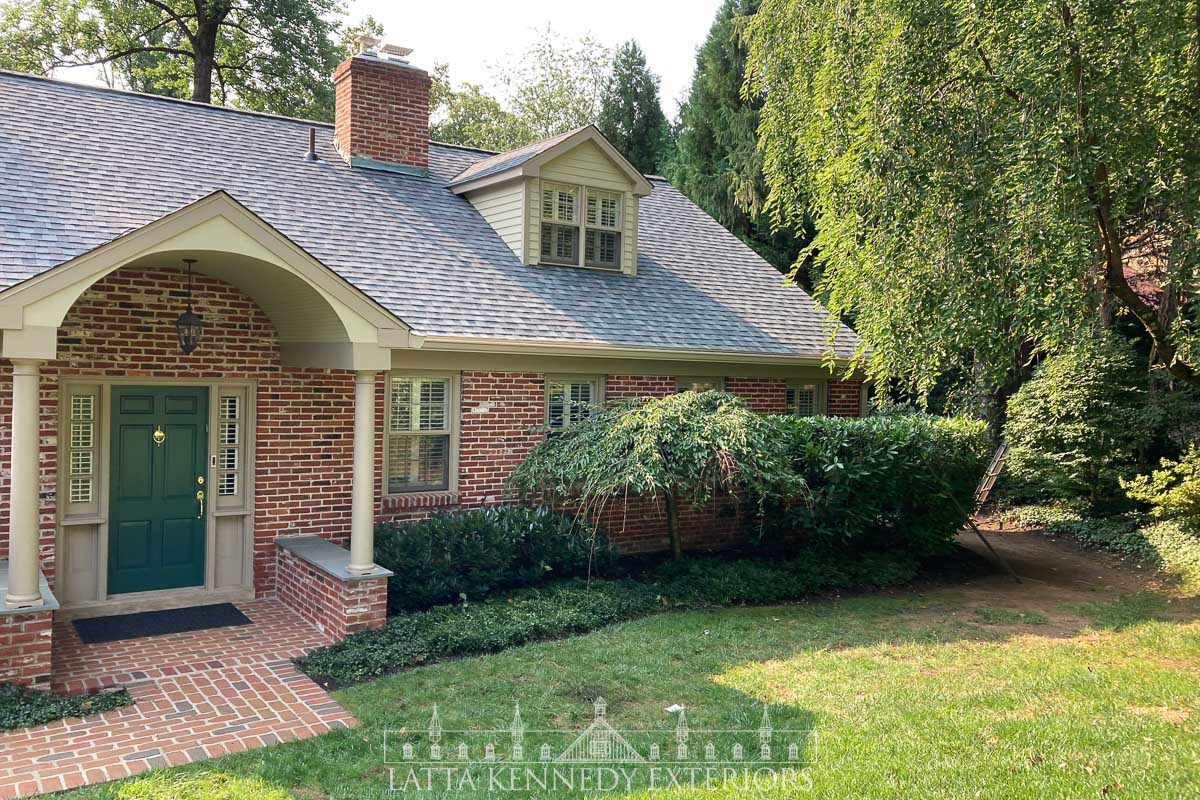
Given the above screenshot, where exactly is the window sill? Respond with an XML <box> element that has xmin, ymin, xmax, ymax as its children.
<box><xmin>382</xmin><ymin>491</ymin><xmax>460</xmax><ymax>511</ymax></box>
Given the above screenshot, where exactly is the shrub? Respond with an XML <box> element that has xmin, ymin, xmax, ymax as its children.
<box><xmin>297</xmin><ymin>580</ymin><xmax>664</xmax><ymax>686</ymax></box>
<box><xmin>0</xmin><ymin>684</ymin><xmax>132</xmax><ymax>730</ymax></box>
<box><xmin>1004</xmin><ymin>335</ymin><xmax>1152</xmax><ymax>505</ymax></box>
<box><xmin>116</xmin><ymin>772</ymin><xmax>292</xmax><ymax>800</ymax></box>
<box><xmin>764</xmin><ymin>412</ymin><xmax>990</xmax><ymax>556</ymax></box>
<box><xmin>652</xmin><ymin>551</ymin><xmax>920</xmax><ymax>606</ymax></box>
<box><xmin>1123</xmin><ymin>446</ymin><xmax>1200</xmax><ymax>522</ymax></box>
<box><xmin>375</xmin><ymin>505</ymin><xmax>616</xmax><ymax>613</ymax></box>
<box><xmin>508</xmin><ymin>391</ymin><xmax>806</xmax><ymax>559</ymax></box>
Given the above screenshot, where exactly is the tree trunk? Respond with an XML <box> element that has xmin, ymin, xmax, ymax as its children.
<box><xmin>664</xmin><ymin>491</ymin><xmax>683</xmax><ymax>560</ymax></box>
<box><xmin>190</xmin><ymin>21</ymin><xmax>218</xmax><ymax>103</ymax></box>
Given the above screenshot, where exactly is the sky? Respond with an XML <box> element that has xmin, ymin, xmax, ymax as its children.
<box><xmin>352</xmin><ymin>0</ymin><xmax>723</xmax><ymax>116</ymax></box>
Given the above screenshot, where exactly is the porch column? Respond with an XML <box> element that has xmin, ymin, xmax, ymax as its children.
<box><xmin>5</xmin><ymin>360</ymin><xmax>44</xmax><ymax>608</ymax></box>
<box><xmin>347</xmin><ymin>370</ymin><xmax>378</xmax><ymax>575</ymax></box>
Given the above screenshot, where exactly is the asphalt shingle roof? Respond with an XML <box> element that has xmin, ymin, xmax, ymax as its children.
<box><xmin>0</xmin><ymin>71</ymin><xmax>857</xmax><ymax>358</ymax></box>
<box><xmin>446</xmin><ymin>128</ymin><xmax>579</xmax><ymax>186</ymax></box>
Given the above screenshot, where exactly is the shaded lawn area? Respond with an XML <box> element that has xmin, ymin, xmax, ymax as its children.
<box><xmin>55</xmin><ymin>588</ymin><xmax>1200</xmax><ymax>799</ymax></box>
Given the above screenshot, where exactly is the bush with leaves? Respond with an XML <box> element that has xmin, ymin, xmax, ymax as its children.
<box><xmin>374</xmin><ymin>505</ymin><xmax>614</xmax><ymax>614</ymax></box>
<box><xmin>1123</xmin><ymin>446</ymin><xmax>1200</xmax><ymax>522</ymax></box>
<box><xmin>508</xmin><ymin>391</ymin><xmax>806</xmax><ymax>559</ymax></box>
<box><xmin>0</xmin><ymin>684</ymin><xmax>131</xmax><ymax>731</ymax></box>
<box><xmin>1004</xmin><ymin>336</ymin><xmax>1153</xmax><ymax>505</ymax></box>
<box><xmin>764</xmin><ymin>411</ymin><xmax>990</xmax><ymax>556</ymax></box>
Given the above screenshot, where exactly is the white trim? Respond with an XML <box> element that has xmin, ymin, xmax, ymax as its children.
<box><xmin>384</xmin><ymin>371</ymin><xmax>461</xmax><ymax>496</ymax></box>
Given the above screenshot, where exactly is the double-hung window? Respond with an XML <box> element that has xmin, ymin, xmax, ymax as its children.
<box><xmin>786</xmin><ymin>382</ymin><xmax>825</xmax><ymax>416</ymax></box>
<box><xmin>546</xmin><ymin>376</ymin><xmax>601</xmax><ymax>430</ymax></box>
<box><xmin>584</xmin><ymin>189</ymin><xmax>622</xmax><ymax>269</ymax></box>
<box><xmin>540</xmin><ymin>183</ymin><xmax>623</xmax><ymax>270</ymax></box>
<box><xmin>540</xmin><ymin>183</ymin><xmax>580</xmax><ymax>266</ymax></box>
<box><xmin>387</xmin><ymin>375</ymin><xmax>453</xmax><ymax>493</ymax></box>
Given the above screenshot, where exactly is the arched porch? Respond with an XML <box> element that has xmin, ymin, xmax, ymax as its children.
<box><xmin>0</xmin><ymin>193</ymin><xmax>410</xmax><ymax>621</ymax></box>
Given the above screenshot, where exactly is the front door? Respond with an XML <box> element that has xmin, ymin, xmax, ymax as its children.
<box><xmin>108</xmin><ymin>386</ymin><xmax>208</xmax><ymax>594</ymax></box>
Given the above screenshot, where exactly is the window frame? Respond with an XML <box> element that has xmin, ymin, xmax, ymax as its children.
<box><xmin>385</xmin><ymin>372</ymin><xmax>460</xmax><ymax>496</ymax></box>
<box><xmin>675</xmin><ymin>376</ymin><xmax>726</xmax><ymax>393</ymax></box>
<box><xmin>785</xmin><ymin>380</ymin><xmax>827</xmax><ymax>416</ymax></box>
<box><xmin>539</xmin><ymin>182</ymin><xmax>624</xmax><ymax>271</ymax></box>
<box><xmin>544</xmin><ymin>375</ymin><xmax>604</xmax><ymax>431</ymax></box>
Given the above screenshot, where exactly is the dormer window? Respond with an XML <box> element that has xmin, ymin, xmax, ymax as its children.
<box><xmin>584</xmin><ymin>190</ymin><xmax>622</xmax><ymax>269</ymax></box>
<box><xmin>540</xmin><ymin>183</ymin><xmax>622</xmax><ymax>270</ymax></box>
<box><xmin>540</xmin><ymin>183</ymin><xmax>580</xmax><ymax>266</ymax></box>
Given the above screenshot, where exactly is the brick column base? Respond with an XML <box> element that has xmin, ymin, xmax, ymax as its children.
<box><xmin>0</xmin><ymin>609</ymin><xmax>54</xmax><ymax>688</ymax></box>
<box><xmin>275</xmin><ymin>539</ymin><xmax>389</xmax><ymax>639</ymax></box>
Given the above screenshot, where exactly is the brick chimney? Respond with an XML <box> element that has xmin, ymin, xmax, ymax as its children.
<box><xmin>332</xmin><ymin>40</ymin><xmax>430</xmax><ymax>174</ymax></box>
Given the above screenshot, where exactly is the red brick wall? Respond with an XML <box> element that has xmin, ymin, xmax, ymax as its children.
<box><xmin>333</xmin><ymin>55</ymin><xmax>430</xmax><ymax>171</ymax></box>
<box><xmin>0</xmin><ymin>610</ymin><xmax>53</xmax><ymax>687</ymax></box>
<box><xmin>275</xmin><ymin>545</ymin><xmax>388</xmax><ymax>638</ymax></box>
<box><xmin>0</xmin><ymin>267</ymin><xmax>360</xmax><ymax>597</ymax></box>
<box><xmin>726</xmin><ymin>377</ymin><xmax>788</xmax><ymax>413</ymax></box>
<box><xmin>828</xmin><ymin>380</ymin><xmax>865</xmax><ymax>417</ymax></box>
<box><xmin>0</xmin><ymin>266</ymin><xmax>866</xmax><ymax>594</ymax></box>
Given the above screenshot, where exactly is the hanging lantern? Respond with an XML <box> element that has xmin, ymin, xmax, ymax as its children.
<box><xmin>176</xmin><ymin>258</ymin><xmax>203</xmax><ymax>355</ymax></box>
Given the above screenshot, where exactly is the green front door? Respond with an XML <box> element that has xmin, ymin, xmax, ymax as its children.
<box><xmin>108</xmin><ymin>386</ymin><xmax>208</xmax><ymax>594</ymax></box>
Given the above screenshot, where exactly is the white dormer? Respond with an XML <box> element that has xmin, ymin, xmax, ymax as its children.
<box><xmin>448</xmin><ymin>126</ymin><xmax>653</xmax><ymax>276</ymax></box>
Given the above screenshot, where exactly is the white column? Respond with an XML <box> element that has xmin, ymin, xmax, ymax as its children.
<box><xmin>5</xmin><ymin>360</ymin><xmax>44</xmax><ymax>608</ymax></box>
<box><xmin>347</xmin><ymin>370</ymin><xmax>378</xmax><ymax>575</ymax></box>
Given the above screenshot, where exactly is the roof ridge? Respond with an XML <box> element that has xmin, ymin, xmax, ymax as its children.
<box><xmin>0</xmin><ymin>68</ymin><xmax>337</xmax><ymax>128</ymax></box>
<box><xmin>429</xmin><ymin>140</ymin><xmax>499</xmax><ymax>155</ymax></box>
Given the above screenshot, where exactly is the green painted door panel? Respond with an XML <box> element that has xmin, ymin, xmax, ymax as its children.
<box><xmin>108</xmin><ymin>386</ymin><xmax>208</xmax><ymax>594</ymax></box>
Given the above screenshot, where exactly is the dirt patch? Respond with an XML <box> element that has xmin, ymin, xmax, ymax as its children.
<box><xmin>1127</xmin><ymin>705</ymin><xmax>1192</xmax><ymax>724</ymax></box>
<box><xmin>917</xmin><ymin>519</ymin><xmax>1198</xmax><ymax>640</ymax></box>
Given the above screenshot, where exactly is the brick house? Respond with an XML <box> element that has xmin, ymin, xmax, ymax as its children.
<box><xmin>0</xmin><ymin>43</ymin><xmax>862</xmax><ymax>686</ymax></box>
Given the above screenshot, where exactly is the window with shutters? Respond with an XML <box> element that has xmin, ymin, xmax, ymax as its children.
<box><xmin>539</xmin><ymin>183</ymin><xmax>580</xmax><ymax>266</ymax></box>
<box><xmin>786</xmin><ymin>382</ymin><xmax>825</xmax><ymax>416</ymax></box>
<box><xmin>584</xmin><ymin>189</ymin><xmax>622</xmax><ymax>269</ymax></box>
<box><xmin>68</xmin><ymin>393</ymin><xmax>96</xmax><ymax>504</ymax></box>
<box><xmin>218</xmin><ymin>394</ymin><xmax>242</xmax><ymax>496</ymax></box>
<box><xmin>546</xmin><ymin>376</ymin><xmax>602</xmax><ymax>430</ymax></box>
<box><xmin>387</xmin><ymin>375</ymin><xmax>454</xmax><ymax>493</ymax></box>
<box><xmin>539</xmin><ymin>183</ymin><xmax>623</xmax><ymax>270</ymax></box>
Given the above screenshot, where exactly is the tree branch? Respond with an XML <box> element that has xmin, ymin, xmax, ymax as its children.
<box><xmin>976</xmin><ymin>45</ymin><xmax>1022</xmax><ymax>104</ymax></box>
<box><xmin>142</xmin><ymin>0</ymin><xmax>196</xmax><ymax>43</ymax></box>
<box><xmin>54</xmin><ymin>45</ymin><xmax>194</xmax><ymax>69</ymax></box>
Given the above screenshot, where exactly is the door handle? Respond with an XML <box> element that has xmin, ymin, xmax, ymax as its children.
<box><xmin>196</xmin><ymin>489</ymin><xmax>205</xmax><ymax>519</ymax></box>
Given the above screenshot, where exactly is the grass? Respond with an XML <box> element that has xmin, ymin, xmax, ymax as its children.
<box><xmin>55</xmin><ymin>589</ymin><xmax>1200</xmax><ymax>799</ymax></box>
<box><xmin>973</xmin><ymin>606</ymin><xmax>1048</xmax><ymax>626</ymax></box>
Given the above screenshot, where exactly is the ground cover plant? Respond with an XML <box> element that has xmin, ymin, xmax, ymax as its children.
<box><xmin>297</xmin><ymin>547</ymin><xmax>925</xmax><ymax>687</ymax></box>
<box><xmin>0</xmin><ymin>683</ymin><xmax>131</xmax><ymax>731</ymax></box>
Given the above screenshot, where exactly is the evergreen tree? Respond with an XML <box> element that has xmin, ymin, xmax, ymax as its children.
<box><xmin>597</xmin><ymin>40</ymin><xmax>670</xmax><ymax>175</ymax></box>
<box><xmin>666</xmin><ymin>0</ymin><xmax>807</xmax><ymax>274</ymax></box>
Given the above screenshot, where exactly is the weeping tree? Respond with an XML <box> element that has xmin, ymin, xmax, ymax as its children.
<box><xmin>507</xmin><ymin>392</ymin><xmax>805</xmax><ymax>559</ymax></box>
<box><xmin>745</xmin><ymin>0</ymin><xmax>1200</xmax><ymax>402</ymax></box>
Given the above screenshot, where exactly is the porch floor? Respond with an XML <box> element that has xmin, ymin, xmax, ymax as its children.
<box><xmin>0</xmin><ymin>599</ymin><xmax>356</xmax><ymax>798</ymax></box>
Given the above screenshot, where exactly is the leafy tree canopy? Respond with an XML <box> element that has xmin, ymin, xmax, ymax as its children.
<box><xmin>597</xmin><ymin>39</ymin><xmax>671</xmax><ymax>174</ymax></box>
<box><xmin>0</xmin><ymin>0</ymin><xmax>377</xmax><ymax>120</ymax></box>
<box><xmin>745</xmin><ymin>0</ymin><xmax>1200</xmax><ymax>396</ymax></box>
<box><xmin>507</xmin><ymin>391</ymin><xmax>806</xmax><ymax>559</ymax></box>
<box><xmin>666</xmin><ymin>0</ymin><xmax>807</xmax><ymax>272</ymax></box>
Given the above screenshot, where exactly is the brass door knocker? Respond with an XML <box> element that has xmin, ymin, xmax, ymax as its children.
<box><xmin>153</xmin><ymin>425</ymin><xmax>166</xmax><ymax>447</ymax></box>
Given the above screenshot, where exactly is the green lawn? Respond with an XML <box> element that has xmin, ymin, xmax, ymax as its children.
<box><xmin>60</xmin><ymin>588</ymin><xmax>1200</xmax><ymax>799</ymax></box>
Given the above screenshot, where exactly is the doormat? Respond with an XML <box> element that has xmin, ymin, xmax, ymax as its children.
<box><xmin>72</xmin><ymin>602</ymin><xmax>252</xmax><ymax>644</ymax></box>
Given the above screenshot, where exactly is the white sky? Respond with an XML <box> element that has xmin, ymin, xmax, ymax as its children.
<box><xmin>54</xmin><ymin>0</ymin><xmax>722</xmax><ymax>119</ymax></box>
<box><xmin>351</xmin><ymin>0</ymin><xmax>722</xmax><ymax>117</ymax></box>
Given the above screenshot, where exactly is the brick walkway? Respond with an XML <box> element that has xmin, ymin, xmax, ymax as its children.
<box><xmin>0</xmin><ymin>599</ymin><xmax>356</xmax><ymax>798</ymax></box>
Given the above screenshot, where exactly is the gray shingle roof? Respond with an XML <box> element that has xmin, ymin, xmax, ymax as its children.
<box><xmin>0</xmin><ymin>71</ymin><xmax>858</xmax><ymax>359</ymax></box>
<box><xmin>446</xmin><ymin>127</ymin><xmax>579</xmax><ymax>186</ymax></box>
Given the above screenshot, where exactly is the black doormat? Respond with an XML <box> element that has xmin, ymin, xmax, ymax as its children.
<box><xmin>72</xmin><ymin>602</ymin><xmax>252</xmax><ymax>644</ymax></box>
